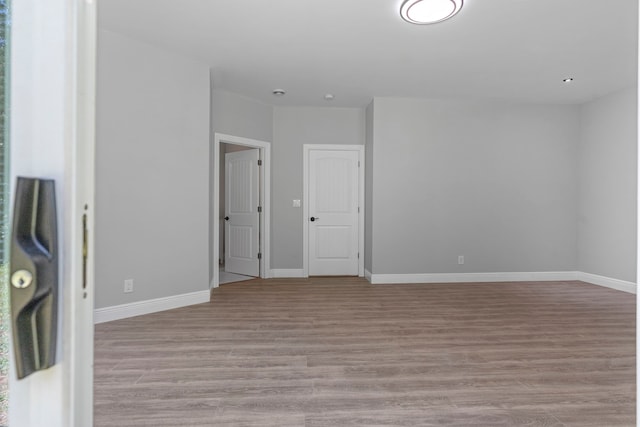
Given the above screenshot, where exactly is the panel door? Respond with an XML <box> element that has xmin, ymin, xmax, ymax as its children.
<box><xmin>308</xmin><ymin>150</ymin><xmax>359</xmax><ymax>276</ymax></box>
<box><xmin>225</xmin><ymin>149</ymin><xmax>260</xmax><ymax>277</ymax></box>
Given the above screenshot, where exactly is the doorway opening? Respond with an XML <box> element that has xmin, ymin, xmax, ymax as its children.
<box><xmin>212</xmin><ymin>133</ymin><xmax>271</xmax><ymax>288</ymax></box>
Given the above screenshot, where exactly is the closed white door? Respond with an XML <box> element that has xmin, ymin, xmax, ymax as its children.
<box><xmin>308</xmin><ymin>149</ymin><xmax>359</xmax><ymax>276</ymax></box>
<box><xmin>225</xmin><ymin>149</ymin><xmax>260</xmax><ymax>277</ymax></box>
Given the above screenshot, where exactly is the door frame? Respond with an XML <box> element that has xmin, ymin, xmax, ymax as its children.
<box><xmin>303</xmin><ymin>144</ymin><xmax>365</xmax><ymax>278</ymax></box>
<box><xmin>9</xmin><ymin>0</ymin><xmax>96</xmax><ymax>425</ymax></box>
<box><xmin>212</xmin><ymin>133</ymin><xmax>271</xmax><ymax>288</ymax></box>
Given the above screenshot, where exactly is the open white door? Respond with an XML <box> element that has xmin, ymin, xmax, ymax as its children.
<box><xmin>7</xmin><ymin>0</ymin><xmax>96</xmax><ymax>426</ymax></box>
<box><xmin>307</xmin><ymin>149</ymin><xmax>360</xmax><ymax>276</ymax></box>
<box><xmin>224</xmin><ymin>149</ymin><xmax>260</xmax><ymax>277</ymax></box>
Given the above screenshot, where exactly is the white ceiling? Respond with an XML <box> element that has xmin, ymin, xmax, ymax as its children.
<box><xmin>98</xmin><ymin>0</ymin><xmax>638</xmax><ymax>107</ymax></box>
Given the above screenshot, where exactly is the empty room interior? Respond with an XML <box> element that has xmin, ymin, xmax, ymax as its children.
<box><xmin>94</xmin><ymin>0</ymin><xmax>638</xmax><ymax>425</ymax></box>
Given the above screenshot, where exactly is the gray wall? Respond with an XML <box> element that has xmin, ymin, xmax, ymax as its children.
<box><xmin>272</xmin><ymin>107</ymin><xmax>366</xmax><ymax>269</ymax></box>
<box><xmin>96</xmin><ymin>26</ymin><xmax>636</xmax><ymax>309</ymax></box>
<box><xmin>96</xmin><ymin>30</ymin><xmax>210</xmax><ymax>308</ymax></box>
<box><xmin>578</xmin><ymin>86</ymin><xmax>637</xmax><ymax>282</ymax></box>
<box><xmin>369</xmin><ymin>98</ymin><xmax>581</xmax><ymax>274</ymax></box>
<box><xmin>211</xmin><ymin>89</ymin><xmax>273</xmax><ymax>142</ymax></box>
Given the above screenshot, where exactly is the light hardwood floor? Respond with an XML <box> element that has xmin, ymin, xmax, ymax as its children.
<box><xmin>94</xmin><ymin>278</ymin><xmax>635</xmax><ymax>426</ymax></box>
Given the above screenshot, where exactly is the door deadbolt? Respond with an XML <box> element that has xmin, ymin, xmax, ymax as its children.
<box><xmin>11</xmin><ymin>269</ymin><xmax>33</xmax><ymax>289</ymax></box>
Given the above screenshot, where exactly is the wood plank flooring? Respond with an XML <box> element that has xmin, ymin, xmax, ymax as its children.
<box><xmin>94</xmin><ymin>278</ymin><xmax>636</xmax><ymax>426</ymax></box>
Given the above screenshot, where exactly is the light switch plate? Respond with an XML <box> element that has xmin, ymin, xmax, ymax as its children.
<box><xmin>293</xmin><ymin>199</ymin><xmax>301</xmax><ymax>208</ymax></box>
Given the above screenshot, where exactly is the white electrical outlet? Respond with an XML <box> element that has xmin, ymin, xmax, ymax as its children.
<box><xmin>458</xmin><ymin>255</ymin><xmax>464</xmax><ymax>265</ymax></box>
<box><xmin>124</xmin><ymin>279</ymin><xmax>134</xmax><ymax>293</ymax></box>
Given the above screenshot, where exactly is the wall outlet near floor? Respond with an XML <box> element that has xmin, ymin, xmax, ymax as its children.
<box><xmin>124</xmin><ymin>279</ymin><xmax>134</xmax><ymax>293</ymax></box>
<box><xmin>458</xmin><ymin>255</ymin><xmax>464</xmax><ymax>265</ymax></box>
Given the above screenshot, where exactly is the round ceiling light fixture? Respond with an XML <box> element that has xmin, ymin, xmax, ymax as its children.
<box><xmin>272</xmin><ymin>89</ymin><xmax>286</xmax><ymax>96</ymax></box>
<box><xmin>400</xmin><ymin>0</ymin><xmax>463</xmax><ymax>25</ymax></box>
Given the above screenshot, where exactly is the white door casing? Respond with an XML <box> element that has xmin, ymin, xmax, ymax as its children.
<box><xmin>304</xmin><ymin>145</ymin><xmax>364</xmax><ymax>277</ymax></box>
<box><xmin>212</xmin><ymin>133</ymin><xmax>271</xmax><ymax>288</ymax></box>
<box><xmin>225</xmin><ymin>149</ymin><xmax>260</xmax><ymax>277</ymax></box>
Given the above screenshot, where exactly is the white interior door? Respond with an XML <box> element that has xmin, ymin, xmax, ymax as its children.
<box><xmin>308</xmin><ymin>149</ymin><xmax>359</xmax><ymax>276</ymax></box>
<box><xmin>225</xmin><ymin>149</ymin><xmax>260</xmax><ymax>277</ymax></box>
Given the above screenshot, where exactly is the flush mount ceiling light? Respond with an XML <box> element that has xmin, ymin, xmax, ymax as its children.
<box><xmin>272</xmin><ymin>89</ymin><xmax>286</xmax><ymax>96</ymax></box>
<box><xmin>400</xmin><ymin>0</ymin><xmax>463</xmax><ymax>25</ymax></box>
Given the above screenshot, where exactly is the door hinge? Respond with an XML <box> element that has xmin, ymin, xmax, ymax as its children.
<box><xmin>257</xmin><ymin>206</ymin><xmax>262</xmax><ymax>213</ymax></box>
<box><xmin>258</xmin><ymin>252</ymin><xmax>262</xmax><ymax>259</ymax></box>
<box><xmin>258</xmin><ymin>159</ymin><xmax>262</xmax><ymax>166</ymax></box>
<box><xmin>357</xmin><ymin>252</ymin><xmax>360</xmax><ymax>259</ymax></box>
<box><xmin>358</xmin><ymin>207</ymin><xmax>360</xmax><ymax>213</ymax></box>
<box><xmin>358</xmin><ymin>161</ymin><xmax>360</xmax><ymax>167</ymax></box>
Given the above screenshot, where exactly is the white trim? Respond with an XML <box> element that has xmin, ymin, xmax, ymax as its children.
<box><xmin>212</xmin><ymin>133</ymin><xmax>271</xmax><ymax>288</ymax></box>
<box><xmin>94</xmin><ymin>272</ymin><xmax>636</xmax><ymax>325</ymax></box>
<box><xmin>577</xmin><ymin>272</ymin><xmax>637</xmax><ymax>294</ymax></box>
<box><xmin>94</xmin><ymin>290</ymin><xmax>211</xmax><ymax>324</ymax></box>
<box><xmin>365</xmin><ymin>271</ymin><xmax>637</xmax><ymax>294</ymax></box>
<box><xmin>70</xmin><ymin>1</ymin><xmax>97</xmax><ymax>425</ymax></box>
<box><xmin>303</xmin><ymin>144</ymin><xmax>365</xmax><ymax>278</ymax></box>
<box><xmin>364</xmin><ymin>269</ymin><xmax>373</xmax><ymax>281</ymax></box>
<box><xmin>270</xmin><ymin>269</ymin><xmax>306</xmax><ymax>278</ymax></box>
<box><xmin>368</xmin><ymin>271</ymin><xmax>578</xmax><ymax>284</ymax></box>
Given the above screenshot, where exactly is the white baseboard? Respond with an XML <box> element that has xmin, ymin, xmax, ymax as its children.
<box><xmin>577</xmin><ymin>272</ymin><xmax>636</xmax><ymax>294</ymax></box>
<box><xmin>368</xmin><ymin>271</ymin><xmax>578</xmax><ymax>285</ymax></box>
<box><xmin>366</xmin><ymin>271</ymin><xmax>636</xmax><ymax>294</ymax></box>
<box><xmin>270</xmin><ymin>269</ymin><xmax>306</xmax><ymax>278</ymax></box>
<box><xmin>94</xmin><ymin>290</ymin><xmax>211</xmax><ymax>324</ymax></box>
<box><xmin>95</xmin><ymin>271</ymin><xmax>636</xmax><ymax>324</ymax></box>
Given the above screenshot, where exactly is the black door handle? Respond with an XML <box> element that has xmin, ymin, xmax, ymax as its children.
<box><xmin>224</xmin><ymin>216</ymin><xmax>229</xmax><ymax>221</ymax></box>
<box><xmin>10</xmin><ymin>177</ymin><xmax>59</xmax><ymax>379</ymax></box>
<box><xmin>310</xmin><ymin>216</ymin><xmax>319</xmax><ymax>222</ymax></box>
